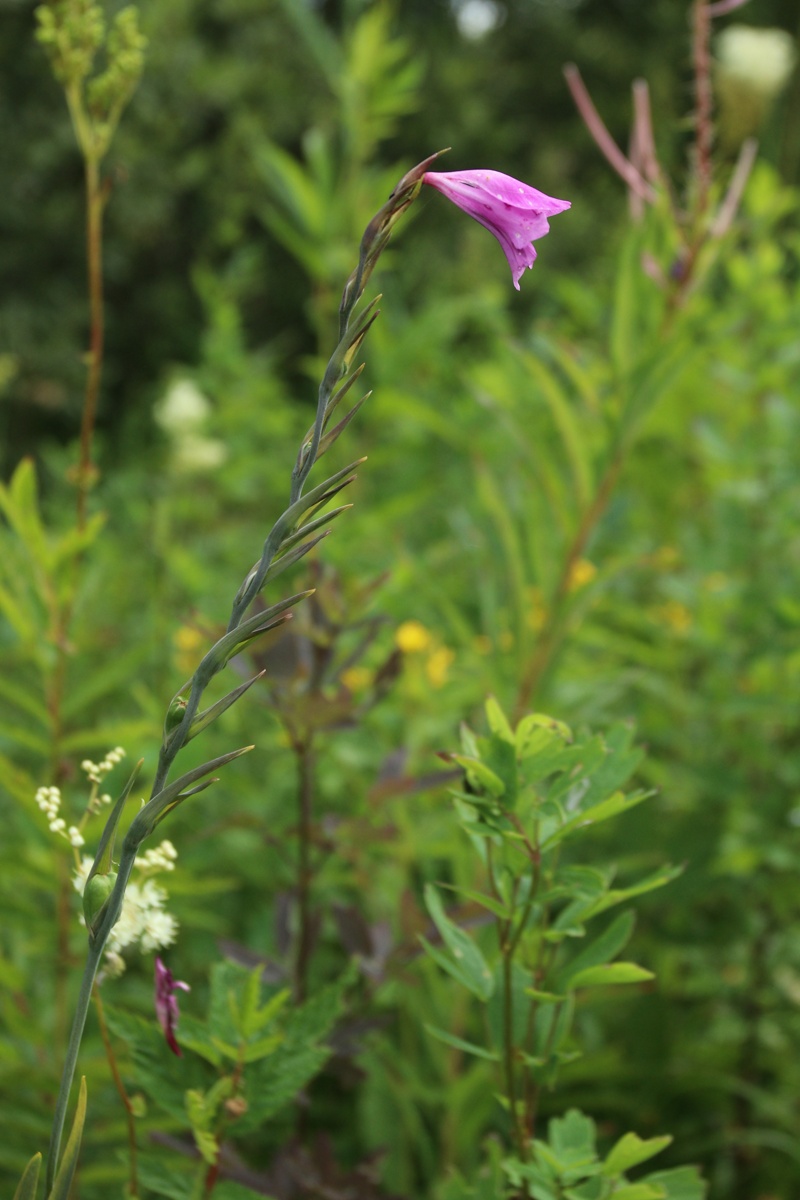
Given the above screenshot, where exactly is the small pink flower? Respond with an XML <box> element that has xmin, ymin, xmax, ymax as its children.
<box><xmin>154</xmin><ymin>957</ymin><xmax>190</xmax><ymax>1057</ymax></box>
<box><xmin>423</xmin><ymin>169</ymin><xmax>571</xmax><ymax>289</ymax></box>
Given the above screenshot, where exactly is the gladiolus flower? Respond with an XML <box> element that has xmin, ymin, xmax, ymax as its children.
<box><xmin>154</xmin><ymin>957</ymin><xmax>190</xmax><ymax>1056</ymax></box>
<box><xmin>423</xmin><ymin>169</ymin><xmax>570</xmax><ymax>289</ymax></box>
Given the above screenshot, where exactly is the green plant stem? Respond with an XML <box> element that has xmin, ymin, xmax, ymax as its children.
<box><xmin>46</xmin><ymin>841</ymin><xmax>138</xmax><ymax>1189</ymax></box>
<box><xmin>293</xmin><ymin>737</ymin><xmax>316</xmax><ymax>1004</ymax></box>
<box><xmin>93</xmin><ymin>986</ymin><xmax>139</xmax><ymax>1197</ymax></box>
<box><xmin>46</xmin><ymin>939</ymin><xmax>104</xmax><ymax>1191</ymax></box>
<box><xmin>77</xmin><ymin>152</ymin><xmax>105</xmax><ymax>532</ymax></box>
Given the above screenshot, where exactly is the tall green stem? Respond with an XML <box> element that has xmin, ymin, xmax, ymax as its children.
<box><xmin>45</xmin><ymin>941</ymin><xmax>104</xmax><ymax>1190</ymax></box>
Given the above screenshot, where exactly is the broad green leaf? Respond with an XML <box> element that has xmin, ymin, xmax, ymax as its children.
<box><xmin>449</xmin><ymin>753</ymin><xmax>506</xmax><ymax>799</ymax></box>
<box><xmin>13</xmin><ymin>1152</ymin><xmax>41</xmax><ymax>1200</ymax></box>
<box><xmin>555</xmin><ymin>911</ymin><xmax>636</xmax><ymax>991</ymax></box>
<box><xmin>610</xmin><ymin>1186</ymin><xmax>665</xmax><ymax>1200</ymax></box>
<box><xmin>424</xmin><ymin>1024</ymin><xmax>500</xmax><ymax>1061</ymax></box>
<box><xmin>549</xmin><ymin>1108</ymin><xmax>597</xmax><ymax>1167</ymax></box>
<box><xmin>569</xmin><ymin>963</ymin><xmax>654</xmax><ymax>989</ymax></box>
<box><xmin>603</xmin><ymin>1132</ymin><xmax>672</xmax><ymax>1177</ymax></box>
<box><xmin>47</xmin><ymin>1076</ymin><xmax>87</xmax><ymax>1200</ymax></box>
<box><xmin>640</xmin><ymin>1167</ymin><xmax>706</xmax><ymax>1200</ymax></box>
<box><xmin>423</xmin><ymin>885</ymin><xmax>494</xmax><ymax>1001</ymax></box>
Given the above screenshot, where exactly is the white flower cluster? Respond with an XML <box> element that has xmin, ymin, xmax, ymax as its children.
<box><xmin>154</xmin><ymin>377</ymin><xmax>228</xmax><ymax>474</ymax></box>
<box><xmin>81</xmin><ymin>746</ymin><xmax>126</xmax><ymax>787</ymax></box>
<box><xmin>138</xmin><ymin>840</ymin><xmax>178</xmax><ymax>873</ymax></box>
<box><xmin>35</xmin><ymin>786</ymin><xmax>85</xmax><ymax>848</ymax></box>
<box><xmin>73</xmin><ymin>840</ymin><xmax>180</xmax><ymax>976</ymax></box>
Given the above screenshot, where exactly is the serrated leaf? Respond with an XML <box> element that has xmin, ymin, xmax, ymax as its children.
<box><xmin>603</xmin><ymin>1132</ymin><xmax>672</xmax><ymax>1177</ymax></box>
<box><xmin>569</xmin><ymin>963</ymin><xmax>654</xmax><ymax>989</ymax></box>
<box><xmin>135</xmin><ymin>1155</ymin><xmax>192</xmax><ymax>1199</ymax></box>
<box><xmin>240</xmin><ymin>1032</ymin><xmax>283</xmax><ymax>1063</ymax></box>
<box><xmin>174</xmin><ymin>1015</ymin><xmax>223</xmax><ymax>1066</ymax></box>
<box><xmin>13</xmin><ymin>1152</ymin><xmax>41</xmax><ymax>1200</ymax></box>
<box><xmin>424</xmin><ymin>1024</ymin><xmax>500</xmax><ymax>1061</ymax></box>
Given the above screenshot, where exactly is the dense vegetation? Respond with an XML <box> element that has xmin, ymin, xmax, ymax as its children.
<box><xmin>1</xmin><ymin>1</ymin><xmax>799</xmax><ymax>1197</ymax></box>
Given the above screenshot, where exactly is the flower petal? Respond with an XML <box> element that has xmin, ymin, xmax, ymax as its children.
<box><xmin>423</xmin><ymin>169</ymin><xmax>570</xmax><ymax>289</ymax></box>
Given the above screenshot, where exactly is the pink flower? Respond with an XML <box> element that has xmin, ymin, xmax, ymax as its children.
<box><xmin>422</xmin><ymin>169</ymin><xmax>571</xmax><ymax>289</ymax></box>
<box><xmin>154</xmin><ymin>957</ymin><xmax>190</xmax><ymax>1057</ymax></box>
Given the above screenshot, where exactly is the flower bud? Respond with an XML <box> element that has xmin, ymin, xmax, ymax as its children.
<box><xmin>83</xmin><ymin>871</ymin><xmax>117</xmax><ymax>932</ymax></box>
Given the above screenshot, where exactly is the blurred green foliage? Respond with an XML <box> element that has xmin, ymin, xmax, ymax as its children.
<box><xmin>2</xmin><ymin>0</ymin><xmax>800</xmax><ymax>1197</ymax></box>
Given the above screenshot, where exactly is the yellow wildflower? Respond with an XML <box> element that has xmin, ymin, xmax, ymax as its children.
<box><xmin>525</xmin><ymin>586</ymin><xmax>547</xmax><ymax>631</ymax></box>
<box><xmin>567</xmin><ymin>559</ymin><xmax>597</xmax><ymax>592</ymax></box>
<box><xmin>396</xmin><ymin>620</ymin><xmax>433</xmax><ymax>653</ymax></box>
<box><xmin>341</xmin><ymin>666</ymin><xmax>372</xmax><ymax>693</ymax></box>
<box><xmin>651</xmin><ymin>546</ymin><xmax>680</xmax><ymax>571</ymax></box>
<box><xmin>174</xmin><ymin>624</ymin><xmax>205</xmax><ymax>675</ymax></box>
<box><xmin>656</xmin><ymin>600</ymin><xmax>692</xmax><ymax>634</ymax></box>
<box><xmin>425</xmin><ymin>646</ymin><xmax>455</xmax><ymax>689</ymax></box>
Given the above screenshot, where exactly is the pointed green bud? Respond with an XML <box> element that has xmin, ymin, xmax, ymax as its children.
<box><xmin>83</xmin><ymin>871</ymin><xmax>117</xmax><ymax>932</ymax></box>
<box><xmin>165</xmin><ymin>696</ymin><xmax>188</xmax><ymax>733</ymax></box>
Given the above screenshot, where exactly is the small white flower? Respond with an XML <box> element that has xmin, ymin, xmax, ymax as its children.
<box><xmin>172</xmin><ymin>434</ymin><xmax>228</xmax><ymax>474</ymax></box>
<box><xmin>716</xmin><ymin>25</ymin><xmax>796</xmax><ymax>96</ymax></box>
<box><xmin>68</xmin><ymin>826</ymin><xmax>85</xmax><ymax>848</ymax></box>
<box><xmin>49</xmin><ymin>818</ymin><xmax>66</xmax><ymax>833</ymax></box>
<box><xmin>155</xmin><ymin>378</ymin><xmax>211</xmax><ymax>435</ymax></box>
<box><xmin>140</xmin><ymin>909</ymin><xmax>178</xmax><ymax>953</ymax></box>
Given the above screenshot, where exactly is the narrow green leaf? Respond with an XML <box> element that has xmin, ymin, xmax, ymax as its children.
<box><xmin>555</xmin><ymin>911</ymin><xmax>636</xmax><ymax>991</ymax></box>
<box><xmin>568</xmin><ymin>962</ymin><xmax>654</xmax><ymax>989</ymax></box>
<box><xmin>125</xmin><ymin>746</ymin><xmax>254</xmax><ymax>844</ymax></box>
<box><xmin>438</xmin><ymin>883</ymin><xmax>512</xmax><ymax>921</ymax></box>
<box><xmin>262</xmin><ymin>531</ymin><xmax>330</xmax><ymax>586</ymax></box>
<box><xmin>419</xmin><ymin>936</ymin><xmax>494</xmax><ymax>1003</ymax></box>
<box><xmin>47</xmin><ymin>1076</ymin><xmax>87</xmax><ymax>1200</ymax></box>
<box><xmin>13</xmin><ymin>1152</ymin><xmax>41</xmax><ymax>1200</ymax></box>
<box><xmin>423</xmin><ymin>884</ymin><xmax>494</xmax><ymax>1000</ymax></box>
<box><xmin>187</xmin><ymin>672</ymin><xmax>265</xmax><ymax>742</ymax></box>
<box><xmin>583</xmin><ymin>865</ymin><xmax>683</xmax><ymax>920</ymax></box>
<box><xmin>424</xmin><ymin>1023</ymin><xmax>500</xmax><ymax>1061</ymax></box>
<box><xmin>485</xmin><ymin>695</ymin><xmax>514</xmax><ymax>743</ymax></box>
